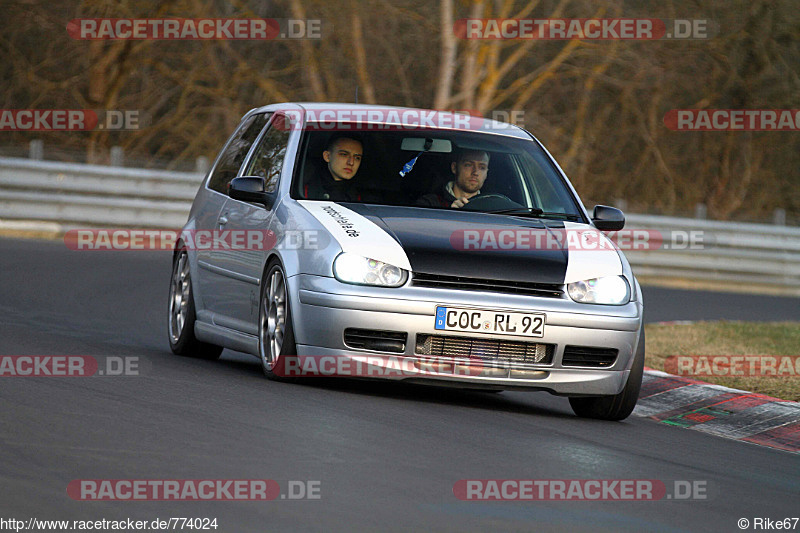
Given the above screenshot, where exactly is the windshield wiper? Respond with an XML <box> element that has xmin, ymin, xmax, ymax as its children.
<box><xmin>486</xmin><ymin>207</ymin><xmax>581</xmax><ymax>221</ymax></box>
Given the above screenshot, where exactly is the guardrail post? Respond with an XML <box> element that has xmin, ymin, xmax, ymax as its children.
<box><xmin>773</xmin><ymin>208</ymin><xmax>786</xmax><ymax>226</ymax></box>
<box><xmin>29</xmin><ymin>140</ymin><xmax>44</xmax><ymax>160</ymax></box>
<box><xmin>196</xmin><ymin>156</ymin><xmax>210</xmax><ymax>174</ymax></box>
<box><xmin>694</xmin><ymin>203</ymin><xmax>707</xmax><ymax>219</ymax></box>
<box><xmin>614</xmin><ymin>198</ymin><xmax>628</xmax><ymax>211</ymax></box>
<box><xmin>110</xmin><ymin>146</ymin><xmax>124</xmax><ymax>167</ymax></box>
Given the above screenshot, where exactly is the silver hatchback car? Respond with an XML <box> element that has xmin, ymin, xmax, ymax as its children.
<box><xmin>168</xmin><ymin>103</ymin><xmax>645</xmax><ymax>420</ymax></box>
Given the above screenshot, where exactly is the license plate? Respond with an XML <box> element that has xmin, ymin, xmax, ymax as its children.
<box><xmin>434</xmin><ymin>306</ymin><xmax>545</xmax><ymax>338</ymax></box>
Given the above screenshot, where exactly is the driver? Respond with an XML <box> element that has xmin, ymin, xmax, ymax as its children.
<box><xmin>416</xmin><ymin>149</ymin><xmax>490</xmax><ymax>208</ymax></box>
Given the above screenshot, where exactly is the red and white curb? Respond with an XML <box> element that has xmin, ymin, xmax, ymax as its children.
<box><xmin>635</xmin><ymin>370</ymin><xmax>800</xmax><ymax>454</ymax></box>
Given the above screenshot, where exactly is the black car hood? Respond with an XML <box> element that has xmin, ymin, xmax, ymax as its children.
<box><xmin>344</xmin><ymin>204</ymin><xmax>569</xmax><ymax>284</ymax></box>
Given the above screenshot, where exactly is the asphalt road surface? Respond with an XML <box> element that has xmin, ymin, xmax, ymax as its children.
<box><xmin>1</xmin><ymin>237</ymin><xmax>797</xmax><ymax>532</ymax></box>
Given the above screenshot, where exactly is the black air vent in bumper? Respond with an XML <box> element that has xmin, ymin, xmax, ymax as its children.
<box><xmin>561</xmin><ymin>346</ymin><xmax>618</xmax><ymax>367</ymax></box>
<box><xmin>344</xmin><ymin>329</ymin><xmax>407</xmax><ymax>353</ymax></box>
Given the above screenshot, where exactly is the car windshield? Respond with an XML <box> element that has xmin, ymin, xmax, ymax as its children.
<box><xmin>292</xmin><ymin>122</ymin><xmax>584</xmax><ymax>220</ymax></box>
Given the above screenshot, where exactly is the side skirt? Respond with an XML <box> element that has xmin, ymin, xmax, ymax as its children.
<box><xmin>195</xmin><ymin>320</ymin><xmax>259</xmax><ymax>357</ymax></box>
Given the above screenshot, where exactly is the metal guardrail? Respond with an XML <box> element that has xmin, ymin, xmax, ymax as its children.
<box><xmin>0</xmin><ymin>157</ymin><xmax>199</xmax><ymax>228</ymax></box>
<box><xmin>623</xmin><ymin>215</ymin><xmax>800</xmax><ymax>288</ymax></box>
<box><xmin>0</xmin><ymin>157</ymin><xmax>798</xmax><ymax>290</ymax></box>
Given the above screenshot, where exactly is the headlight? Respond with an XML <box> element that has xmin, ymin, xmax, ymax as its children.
<box><xmin>567</xmin><ymin>276</ymin><xmax>630</xmax><ymax>305</ymax></box>
<box><xmin>333</xmin><ymin>253</ymin><xmax>409</xmax><ymax>287</ymax></box>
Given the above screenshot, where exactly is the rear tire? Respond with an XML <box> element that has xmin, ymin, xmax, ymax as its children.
<box><xmin>259</xmin><ymin>260</ymin><xmax>298</xmax><ymax>381</ymax></box>
<box><xmin>569</xmin><ymin>326</ymin><xmax>644</xmax><ymax>421</ymax></box>
<box><xmin>168</xmin><ymin>249</ymin><xmax>223</xmax><ymax>360</ymax></box>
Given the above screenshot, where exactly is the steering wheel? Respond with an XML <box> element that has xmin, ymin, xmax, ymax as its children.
<box><xmin>460</xmin><ymin>193</ymin><xmax>522</xmax><ymax>211</ymax></box>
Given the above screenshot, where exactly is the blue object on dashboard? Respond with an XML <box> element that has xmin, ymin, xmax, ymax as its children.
<box><xmin>399</xmin><ymin>152</ymin><xmax>423</xmax><ymax>177</ymax></box>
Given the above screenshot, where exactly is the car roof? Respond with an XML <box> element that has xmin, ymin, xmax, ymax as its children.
<box><xmin>244</xmin><ymin>102</ymin><xmax>532</xmax><ymax>140</ymax></box>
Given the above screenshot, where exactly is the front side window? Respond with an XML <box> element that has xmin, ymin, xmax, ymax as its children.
<box><xmin>207</xmin><ymin>112</ymin><xmax>271</xmax><ymax>193</ymax></box>
<box><xmin>244</xmin><ymin>114</ymin><xmax>291</xmax><ymax>193</ymax></box>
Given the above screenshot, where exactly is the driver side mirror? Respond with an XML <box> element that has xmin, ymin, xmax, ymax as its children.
<box><xmin>229</xmin><ymin>176</ymin><xmax>275</xmax><ymax>209</ymax></box>
<box><xmin>592</xmin><ymin>205</ymin><xmax>625</xmax><ymax>231</ymax></box>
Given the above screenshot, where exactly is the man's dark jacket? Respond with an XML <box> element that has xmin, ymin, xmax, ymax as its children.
<box><xmin>416</xmin><ymin>182</ymin><xmax>457</xmax><ymax>208</ymax></box>
<box><xmin>303</xmin><ymin>165</ymin><xmax>363</xmax><ymax>202</ymax></box>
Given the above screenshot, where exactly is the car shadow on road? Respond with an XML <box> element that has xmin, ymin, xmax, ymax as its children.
<box><xmin>207</xmin><ymin>350</ymin><xmax>580</xmax><ymax>421</ymax></box>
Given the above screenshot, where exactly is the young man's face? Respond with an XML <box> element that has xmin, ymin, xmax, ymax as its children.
<box><xmin>451</xmin><ymin>151</ymin><xmax>489</xmax><ymax>195</ymax></box>
<box><xmin>323</xmin><ymin>138</ymin><xmax>363</xmax><ymax>181</ymax></box>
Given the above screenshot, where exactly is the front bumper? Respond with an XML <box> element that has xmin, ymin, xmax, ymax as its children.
<box><xmin>289</xmin><ymin>274</ymin><xmax>643</xmax><ymax>396</ymax></box>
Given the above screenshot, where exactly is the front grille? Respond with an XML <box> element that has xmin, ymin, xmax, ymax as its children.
<box><xmin>416</xmin><ymin>334</ymin><xmax>554</xmax><ymax>365</ymax></box>
<box><xmin>344</xmin><ymin>328</ymin><xmax>407</xmax><ymax>353</ymax></box>
<box><xmin>412</xmin><ymin>272</ymin><xmax>563</xmax><ymax>298</ymax></box>
<box><xmin>561</xmin><ymin>346</ymin><xmax>618</xmax><ymax>367</ymax></box>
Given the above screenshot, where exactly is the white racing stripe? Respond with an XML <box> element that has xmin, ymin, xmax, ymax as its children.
<box><xmin>298</xmin><ymin>200</ymin><xmax>412</xmax><ymax>271</ymax></box>
<box><xmin>562</xmin><ymin>221</ymin><xmax>622</xmax><ymax>283</ymax></box>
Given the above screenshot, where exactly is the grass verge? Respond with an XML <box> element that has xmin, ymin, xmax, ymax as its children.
<box><xmin>645</xmin><ymin>321</ymin><xmax>800</xmax><ymax>401</ymax></box>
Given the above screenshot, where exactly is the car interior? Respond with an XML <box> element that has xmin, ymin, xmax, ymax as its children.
<box><xmin>293</xmin><ymin>127</ymin><xmax>530</xmax><ymax>207</ymax></box>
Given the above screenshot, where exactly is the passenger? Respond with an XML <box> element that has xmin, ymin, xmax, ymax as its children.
<box><xmin>304</xmin><ymin>134</ymin><xmax>365</xmax><ymax>202</ymax></box>
<box><xmin>416</xmin><ymin>149</ymin><xmax>490</xmax><ymax>208</ymax></box>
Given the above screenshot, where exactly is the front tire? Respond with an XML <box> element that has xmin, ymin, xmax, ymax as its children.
<box><xmin>259</xmin><ymin>260</ymin><xmax>298</xmax><ymax>381</ymax></box>
<box><xmin>569</xmin><ymin>326</ymin><xmax>645</xmax><ymax>421</ymax></box>
<box><xmin>168</xmin><ymin>249</ymin><xmax>223</xmax><ymax>360</ymax></box>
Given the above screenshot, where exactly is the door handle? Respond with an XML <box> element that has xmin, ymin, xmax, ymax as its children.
<box><xmin>218</xmin><ymin>216</ymin><xmax>228</xmax><ymax>226</ymax></box>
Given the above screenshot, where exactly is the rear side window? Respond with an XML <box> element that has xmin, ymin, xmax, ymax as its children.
<box><xmin>207</xmin><ymin>112</ymin><xmax>271</xmax><ymax>193</ymax></box>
